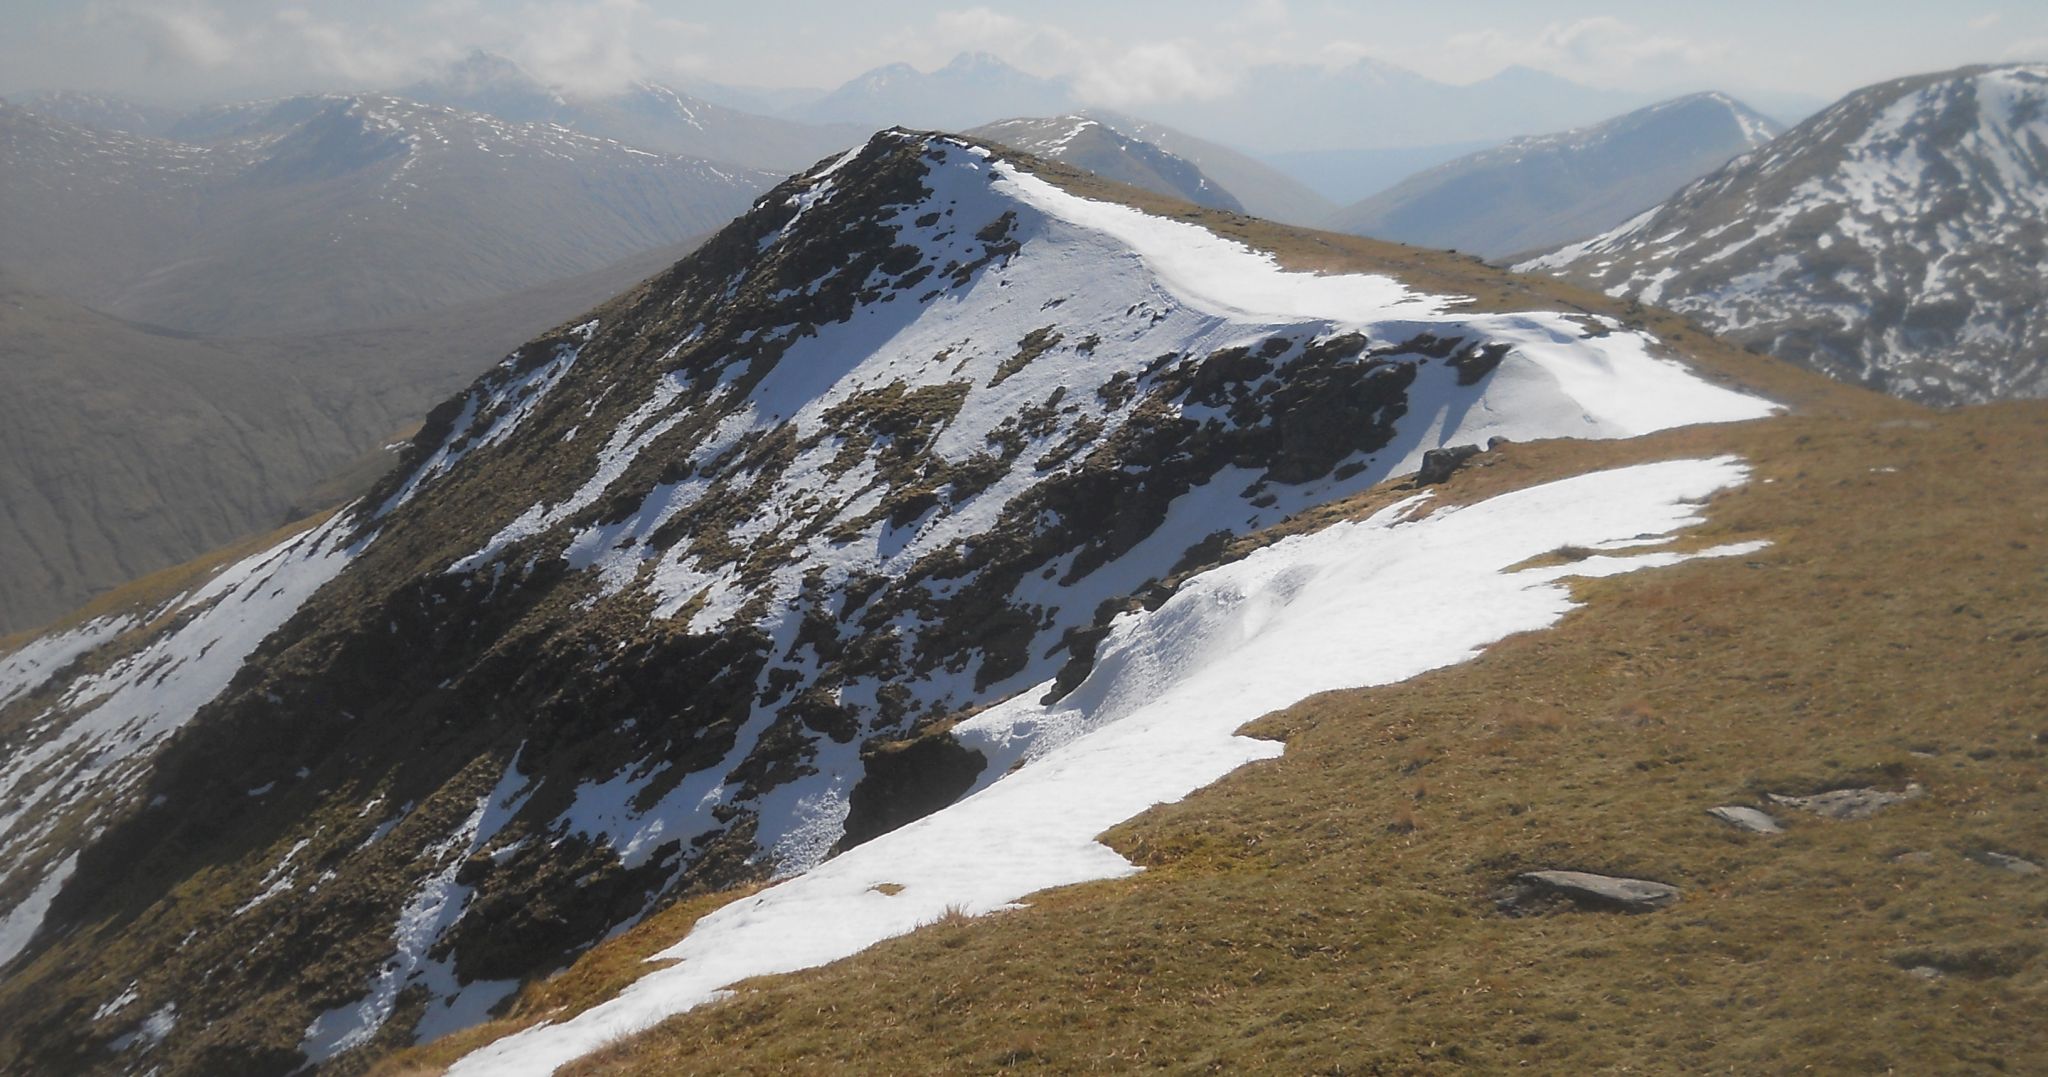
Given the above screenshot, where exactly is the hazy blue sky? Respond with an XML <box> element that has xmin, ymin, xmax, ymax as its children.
<box><xmin>3</xmin><ymin>1</ymin><xmax>2039</xmax><ymax>107</ymax></box>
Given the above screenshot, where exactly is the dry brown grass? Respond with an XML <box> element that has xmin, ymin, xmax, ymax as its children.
<box><xmin>363</xmin><ymin>883</ymin><xmax>763</xmax><ymax>1076</ymax></box>
<box><xmin>497</xmin><ymin>399</ymin><xmax>2048</xmax><ymax>1075</ymax></box>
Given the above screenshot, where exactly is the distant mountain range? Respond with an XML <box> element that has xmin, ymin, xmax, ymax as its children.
<box><xmin>0</xmin><ymin>94</ymin><xmax>772</xmax><ymax>336</ymax></box>
<box><xmin>398</xmin><ymin>50</ymin><xmax>866</xmax><ymax>173</ymax></box>
<box><xmin>799</xmin><ymin>51</ymin><xmax>1074</xmax><ymax>131</ymax></box>
<box><xmin>1137</xmin><ymin>60</ymin><xmax>1657</xmax><ymax>154</ymax></box>
<box><xmin>1330</xmin><ymin>92</ymin><xmax>1781</xmax><ymax>258</ymax></box>
<box><xmin>1523</xmin><ymin>64</ymin><xmax>2048</xmax><ymax>405</ymax></box>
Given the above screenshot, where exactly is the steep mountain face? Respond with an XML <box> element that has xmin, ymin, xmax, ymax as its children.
<box><xmin>1522</xmin><ymin>65</ymin><xmax>2048</xmax><ymax>405</ymax></box>
<box><xmin>400</xmin><ymin>51</ymin><xmax>866</xmax><ymax>173</ymax></box>
<box><xmin>968</xmin><ymin>115</ymin><xmax>1245</xmax><ymax>212</ymax></box>
<box><xmin>0</xmin><ymin>130</ymin><xmax>1771</xmax><ymax>1074</ymax></box>
<box><xmin>798</xmin><ymin>52</ymin><xmax>1075</xmax><ymax>131</ymax></box>
<box><xmin>1331</xmin><ymin>93</ymin><xmax>1781</xmax><ymax>258</ymax></box>
<box><xmin>0</xmin><ymin>241</ymin><xmax>697</xmax><ymax>637</ymax></box>
<box><xmin>0</xmin><ymin>95</ymin><xmax>772</xmax><ymax>335</ymax></box>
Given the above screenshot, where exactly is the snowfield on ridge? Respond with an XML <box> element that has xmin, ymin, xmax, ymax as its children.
<box><xmin>449</xmin><ymin>456</ymin><xmax>1766</xmax><ymax>1076</ymax></box>
<box><xmin>0</xmin><ymin>129</ymin><xmax>1775</xmax><ymax>1072</ymax></box>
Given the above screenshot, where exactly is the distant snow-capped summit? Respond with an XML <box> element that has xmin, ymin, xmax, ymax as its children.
<box><xmin>1523</xmin><ymin>64</ymin><xmax>2048</xmax><ymax>405</ymax></box>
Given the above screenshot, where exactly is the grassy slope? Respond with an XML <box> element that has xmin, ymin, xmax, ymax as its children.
<box><xmin>367</xmin><ymin>162</ymin><xmax>2046</xmax><ymax>1073</ymax></box>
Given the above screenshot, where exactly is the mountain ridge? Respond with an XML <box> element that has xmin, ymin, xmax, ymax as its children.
<box><xmin>0</xmin><ymin>129</ymin><xmax>1785</xmax><ymax>1074</ymax></box>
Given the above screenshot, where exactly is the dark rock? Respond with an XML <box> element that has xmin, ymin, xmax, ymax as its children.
<box><xmin>1414</xmin><ymin>444</ymin><xmax>1481</xmax><ymax>486</ymax></box>
<box><xmin>835</xmin><ymin>730</ymin><xmax>988</xmax><ymax>852</ymax></box>
<box><xmin>1501</xmin><ymin>870</ymin><xmax>1681</xmax><ymax>914</ymax></box>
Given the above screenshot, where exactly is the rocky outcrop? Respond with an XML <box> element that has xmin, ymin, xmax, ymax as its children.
<box><xmin>1708</xmin><ymin>805</ymin><xmax>1783</xmax><ymax>833</ymax></box>
<box><xmin>1501</xmin><ymin>870</ymin><xmax>1681</xmax><ymax>914</ymax></box>
<box><xmin>1768</xmin><ymin>783</ymin><xmax>1923</xmax><ymax>820</ymax></box>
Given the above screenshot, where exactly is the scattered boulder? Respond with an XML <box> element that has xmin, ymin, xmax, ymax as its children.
<box><xmin>1891</xmin><ymin>850</ymin><xmax>1938</xmax><ymax>866</ymax></box>
<box><xmin>1501</xmin><ymin>870</ymin><xmax>1681</xmax><ymax>915</ymax></box>
<box><xmin>1708</xmin><ymin>805</ymin><xmax>1783</xmax><ymax>834</ymax></box>
<box><xmin>1413</xmin><ymin>444</ymin><xmax>1481</xmax><ymax>486</ymax></box>
<box><xmin>1968</xmin><ymin>850</ymin><xmax>2043</xmax><ymax>876</ymax></box>
<box><xmin>1768</xmin><ymin>782</ymin><xmax>1923</xmax><ymax>820</ymax></box>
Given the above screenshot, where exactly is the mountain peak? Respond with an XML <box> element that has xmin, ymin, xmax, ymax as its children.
<box><xmin>1524</xmin><ymin>62</ymin><xmax>2048</xmax><ymax>405</ymax></box>
<box><xmin>941</xmin><ymin>50</ymin><xmax>1019</xmax><ymax>74</ymax></box>
<box><xmin>0</xmin><ymin>123</ymin><xmax>1774</xmax><ymax>1071</ymax></box>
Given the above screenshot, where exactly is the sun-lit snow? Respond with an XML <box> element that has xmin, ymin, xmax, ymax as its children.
<box><xmin>0</xmin><ymin>615</ymin><xmax>135</xmax><ymax>711</ymax></box>
<box><xmin>440</xmin><ymin>133</ymin><xmax>1769</xmax><ymax>921</ymax></box>
<box><xmin>428</xmin><ymin>131</ymin><xmax>1771</xmax><ymax>960</ymax></box>
<box><xmin>3</xmin><ymin>126</ymin><xmax>1785</xmax><ymax>1061</ymax></box>
<box><xmin>448</xmin><ymin>456</ymin><xmax>1763</xmax><ymax>1076</ymax></box>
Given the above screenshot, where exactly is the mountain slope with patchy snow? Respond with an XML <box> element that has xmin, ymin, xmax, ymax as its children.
<box><xmin>0</xmin><ymin>130</ymin><xmax>1769</xmax><ymax>1075</ymax></box>
<box><xmin>1521</xmin><ymin>64</ymin><xmax>2048</xmax><ymax>405</ymax></box>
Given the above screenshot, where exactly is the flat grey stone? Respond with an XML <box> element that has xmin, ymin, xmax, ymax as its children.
<box><xmin>1513</xmin><ymin>870</ymin><xmax>1680</xmax><ymax>913</ymax></box>
<box><xmin>1768</xmin><ymin>782</ymin><xmax>1923</xmax><ymax>820</ymax></box>
<box><xmin>1904</xmin><ymin>965</ymin><xmax>1943</xmax><ymax>980</ymax></box>
<box><xmin>1708</xmin><ymin>805</ymin><xmax>1783</xmax><ymax>833</ymax></box>
<box><xmin>1969</xmin><ymin>850</ymin><xmax>2043</xmax><ymax>875</ymax></box>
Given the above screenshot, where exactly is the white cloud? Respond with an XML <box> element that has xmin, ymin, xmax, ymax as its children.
<box><xmin>2001</xmin><ymin>37</ymin><xmax>2048</xmax><ymax>60</ymax></box>
<box><xmin>97</xmin><ymin>3</ymin><xmax>240</xmax><ymax>71</ymax></box>
<box><xmin>1969</xmin><ymin>13</ymin><xmax>2003</xmax><ymax>31</ymax></box>
<box><xmin>500</xmin><ymin>0</ymin><xmax>706</xmax><ymax>96</ymax></box>
<box><xmin>1450</xmin><ymin>16</ymin><xmax>1729</xmax><ymax>90</ymax></box>
<box><xmin>1074</xmin><ymin>41</ymin><xmax>1237</xmax><ymax>107</ymax></box>
<box><xmin>36</xmin><ymin>0</ymin><xmax>706</xmax><ymax>102</ymax></box>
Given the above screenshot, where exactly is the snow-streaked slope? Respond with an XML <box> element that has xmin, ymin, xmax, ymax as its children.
<box><xmin>449</xmin><ymin>456</ymin><xmax>1762</xmax><ymax>1076</ymax></box>
<box><xmin>424</xmin><ymin>133</ymin><xmax>1770</xmax><ymax>885</ymax></box>
<box><xmin>1330</xmin><ymin>92</ymin><xmax>1780</xmax><ymax>258</ymax></box>
<box><xmin>0</xmin><ymin>515</ymin><xmax>362</xmax><ymax>965</ymax></box>
<box><xmin>1521</xmin><ymin>64</ymin><xmax>2048</xmax><ymax>405</ymax></box>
